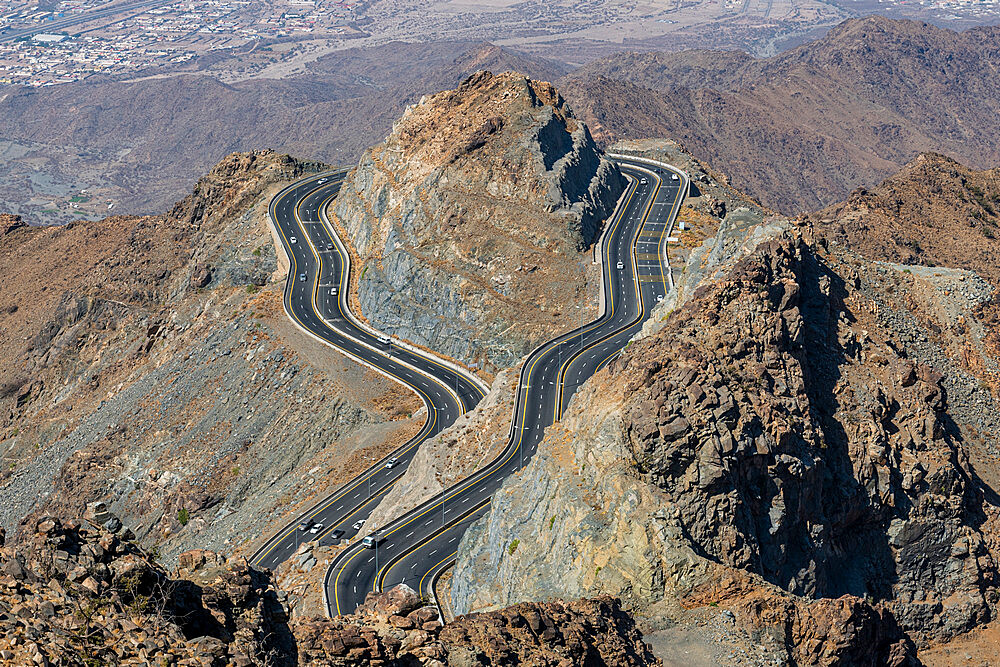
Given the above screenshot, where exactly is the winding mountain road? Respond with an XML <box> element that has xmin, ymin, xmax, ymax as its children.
<box><xmin>250</xmin><ymin>171</ymin><xmax>487</xmax><ymax>571</ymax></box>
<box><xmin>255</xmin><ymin>155</ymin><xmax>688</xmax><ymax>618</ymax></box>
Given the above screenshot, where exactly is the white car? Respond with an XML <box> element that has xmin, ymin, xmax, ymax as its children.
<box><xmin>640</xmin><ymin>178</ymin><xmax>647</xmax><ymax>184</ymax></box>
<box><xmin>330</xmin><ymin>287</ymin><xmax>337</xmax><ymax>296</ymax></box>
<box><xmin>352</xmin><ymin>519</ymin><xmax>365</xmax><ymax>531</ymax></box>
<box><xmin>616</xmin><ymin>261</ymin><xmax>624</xmax><ymax>270</ymax></box>
<box><xmin>308</xmin><ymin>522</ymin><xmax>324</xmax><ymax>535</ymax></box>
<box><xmin>318</xmin><ymin>178</ymin><xmax>327</xmax><ymax>184</ymax></box>
<box><xmin>671</xmin><ymin>174</ymin><xmax>679</xmax><ymax>181</ymax></box>
<box><xmin>377</xmin><ymin>335</ymin><xmax>391</xmax><ymax>346</ymax></box>
<box><xmin>299</xmin><ymin>273</ymin><xmax>307</xmax><ymax>282</ymax></box>
<box><xmin>290</xmin><ymin>236</ymin><xmax>297</xmax><ymax>244</ymax></box>
<box><xmin>385</xmin><ymin>457</ymin><xmax>399</xmax><ymax>469</ymax></box>
<box><xmin>656</xmin><ymin>295</ymin><xmax>664</xmax><ymax>303</ymax></box>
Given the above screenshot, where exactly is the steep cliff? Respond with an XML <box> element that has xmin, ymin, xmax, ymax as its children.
<box><xmin>329</xmin><ymin>70</ymin><xmax>625</xmax><ymax>371</ymax></box>
<box><xmin>453</xmin><ymin>157</ymin><xmax>1000</xmax><ymax>661</ymax></box>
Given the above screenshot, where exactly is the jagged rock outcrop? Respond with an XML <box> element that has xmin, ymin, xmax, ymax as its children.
<box><xmin>812</xmin><ymin>152</ymin><xmax>1000</xmax><ymax>397</ymax></box>
<box><xmin>453</xmin><ymin>230</ymin><xmax>998</xmax><ymax>660</ymax></box>
<box><xmin>295</xmin><ymin>585</ymin><xmax>660</xmax><ymax>666</ymax></box>
<box><xmin>0</xmin><ymin>517</ymin><xmax>295</xmax><ymax>665</ymax></box>
<box><xmin>330</xmin><ymin>70</ymin><xmax>624</xmax><ymax>370</ymax></box>
<box><xmin>0</xmin><ymin>515</ymin><xmax>661</xmax><ymax>665</ymax></box>
<box><xmin>0</xmin><ymin>213</ymin><xmax>26</xmax><ymax>235</ymax></box>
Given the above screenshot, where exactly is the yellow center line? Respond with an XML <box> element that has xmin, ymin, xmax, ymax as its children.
<box><xmin>332</xmin><ymin>161</ymin><xmax>687</xmax><ymax>613</ymax></box>
<box><xmin>364</xmin><ymin>170</ymin><xmax>652</xmax><ymax>591</ymax></box>
<box><xmin>553</xmin><ymin>169</ymin><xmax>660</xmax><ymax>420</ymax></box>
<box><xmin>376</xmin><ymin>497</ymin><xmax>492</xmax><ymax>594</ymax></box>
<box><xmin>419</xmin><ymin>550</ymin><xmax>459</xmax><ymax>599</ymax></box>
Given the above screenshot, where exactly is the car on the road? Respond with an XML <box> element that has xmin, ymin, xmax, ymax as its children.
<box><xmin>352</xmin><ymin>519</ymin><xmax>365</xmax><ymax>531</ymax></box>
<box><xmin>330</xmin><ymin>287</ymin><xmax>338</xmax><ymax>296</ymax></box>
<box><xmin>318</xmin><ymin>178</ymin><xmax>327</xmax><ymax>184</ymax></box>
<box><xmin>384</xmin><ymin>457</ymin><xmax>399</xmax><ymax>469</ymax></box>
<box><xmin>309</xmin><ymin>522</ymin><xmax>324</xmax><ymax>534</ymax></box>
<box><xmin>327</xmin><ymin>243</ymin><xmax>335</xmax><ymax>251</ymax></box>
<box><xmin>329</xmin><ymin>529</ymin><xmax>344</xmax><ymax>540</ymax></box>
<box><xmin>299</xmin><ymin>273</ymin><xmax>307</xmax><ymax>281</ymax></box>
<box><xmin>377</xmin><ymin>335</ymin><xmax>391</xmax><ymax>346</ymax></box>
<box><xmin>640</xmin><ymin>178</ymin><xmax>647</xmax><ymax>184</ymax></box>
<box><xmin>298</xmin><ymin>519</ymin><xmax>313</xmax><ymax>532</ymax></box>
<box><xmin>362</xmin><ymin>533</ymin><xmax>382</xmax><ymax>549</ymax></box>
<box><xmin>671</xmin><ymin>174</ymin><xmax>679</xmax><ymax>181</ymax></box>
<box><xmin>616</xmin><ymin>261</ymin><xmax>624</xmax><ymax>270</ymax></box>
<box><xmin>290</xmin><ymin>236</ymin><xmax>297</xmax><ymax>244</ymax></box>
<box><xmin>656</xmin><ymin>295</ymin><xmax>664</xmax><ymax>303</ymax></box>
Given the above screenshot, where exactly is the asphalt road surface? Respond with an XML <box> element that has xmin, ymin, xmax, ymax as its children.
<box><xmin>250</xmin><ymin>170</ymin><xmax>487</xmax><ymax>571</ymax></box>
<box><xmin>322</xmin><ymin>156</ymin><xmax>688</xmax><ymax>615</ymax></box>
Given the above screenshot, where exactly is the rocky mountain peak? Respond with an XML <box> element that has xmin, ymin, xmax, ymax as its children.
<box><xmin>330</xmin><ymin>70</ymin><xmax>624</xmax><ymax>369</ymax></box>
<box><xmin>168</xmin><ymin>150</ymin><xmax>323</xmax><ymax>230</ymax></box>
<box><xmin>389</xmin><ymin>70</ymin><xmax>591</xmax><ymax>212</ymax></box>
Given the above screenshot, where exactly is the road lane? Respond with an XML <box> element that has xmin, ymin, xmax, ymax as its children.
<box><xmin>325</xmin><ymin>157</ymin><xmax>687</xmax><ymax>614</ymax></box>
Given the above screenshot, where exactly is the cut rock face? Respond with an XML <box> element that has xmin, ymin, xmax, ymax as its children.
<box><xmin>330</xmin><ymin>70</ymin><xmax>624</xmax><ymax>370</ymax></box>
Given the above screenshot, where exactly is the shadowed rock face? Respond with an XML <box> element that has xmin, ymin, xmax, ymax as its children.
<box><xmin>453</xmin><ymin>228</ymin><xmax>997</xmax><ymax>662</ymax></box>
<box><xmin>330</xmin><ymin>70</ymin><xmax>624</xmax><ymax>371</ymax></box>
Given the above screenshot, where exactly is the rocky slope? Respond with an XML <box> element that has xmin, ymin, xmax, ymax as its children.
<box><xmin>329</xmin><ymin>70</ymin><xmax>624</xmax><ymax>371</ymax></box>
<box><xmin>0</xmin><ymin>151</ymin><xmax>423</xmax><ymax>563</ymax></box>
<box><xmin>452</xmin><ymin>151</ymin><xmax>1000</xmax><ymax>663</ymax></box>
<box><xmin>0</xmin><ymin>517</ymin><xmax>661</xmax><ymax>666</ymax></box>
<box><xmin>560</xmin><ymin>16</ymin><xmax>1000</xmax><ymax>214</ymax></box>
<box><xmin>811</xmin><ymin>152</ymin><xmax>1000</xmax><ymax>397</ymax></box>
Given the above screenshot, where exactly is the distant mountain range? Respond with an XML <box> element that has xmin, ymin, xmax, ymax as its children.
<box><xmin>0</xmin><ymin>42</ymin><xmax>568</xmax><ymax>220</ymax></box>
<box><xmin>2</xmin><ymin>16</ymin><xmax>1000</xmax><ymax>221</ymax></box>
<box><xmin>560</xmin><ymin>16</ymin><xmax>1000</xmax><ymax>213</ymax></box>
